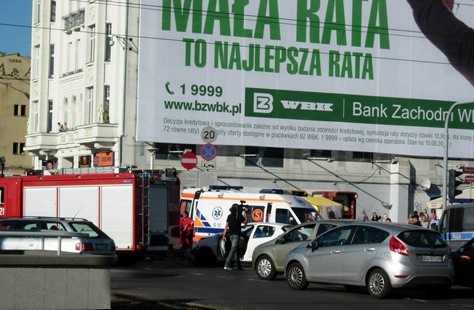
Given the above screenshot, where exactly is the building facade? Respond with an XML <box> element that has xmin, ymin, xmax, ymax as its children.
<box><xmin>0</xmin><ymin>52</ymin><xmax>32</xmax><ymax>175</ymax></box>
<box><xmin>25</xmin><ymin>0</ymin><xmax>473</xmax><ymax>223</ymax></box>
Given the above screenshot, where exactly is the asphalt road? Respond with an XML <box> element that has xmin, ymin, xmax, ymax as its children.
<box><xmin>111</xmin><ymin>258</ymin><xmax>474</xmax><ymax>310</ymax></box>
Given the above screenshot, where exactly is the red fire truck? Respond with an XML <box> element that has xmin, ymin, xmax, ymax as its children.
<box><xmin>0</xmin><ymin>168</ymin><xmax>181</xmax><ymax>258</ymax></box>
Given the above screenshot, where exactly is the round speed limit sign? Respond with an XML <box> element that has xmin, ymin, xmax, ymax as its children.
<box><xmin>201</xmin><ymin>126</ymin><xmax>218</xmax><ymax>144</ymax></box>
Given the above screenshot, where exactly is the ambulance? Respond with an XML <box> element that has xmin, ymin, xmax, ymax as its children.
<box><xmin>180</xmin><ymin>186</ymin><xmax>320</xmax><ymax>241</ymax></box>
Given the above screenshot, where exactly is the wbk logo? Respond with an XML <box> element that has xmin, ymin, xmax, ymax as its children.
<box><xmin>253</xmin><ymin>93</ymin><xmax>273</xmax><ymax>114</ymax></box>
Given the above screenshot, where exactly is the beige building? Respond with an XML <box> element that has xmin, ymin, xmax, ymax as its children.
<box><xmin>0</xmin><ymin>52</ymin><xmax>32</xmax><ymax>175</ymax></box>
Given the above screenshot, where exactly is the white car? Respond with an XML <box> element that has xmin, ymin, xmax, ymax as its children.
<box><xmin>0</xmin><ymin>217</ymin><xmax>116</xmax><ymax>258</ymax></box>
<box><xmin>194</xmin><ymin>223</ymin><xmax>292</xmax><ymax>266</ymax></box>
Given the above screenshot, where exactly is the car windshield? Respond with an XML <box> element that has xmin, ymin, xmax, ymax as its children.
<box><xmin>292</xmin><ymin>208</ymin><xmax>319</xmax><ymax>223</ymax></box>
<box><xmin>70</xmin><ymin>222</ymin><xmax>107</xmax><ymax>238</ymax></box>
<box><xmin>397</xmin><ymin>230</ymin><xmax>447</xmax><ymax>248</ymax></box>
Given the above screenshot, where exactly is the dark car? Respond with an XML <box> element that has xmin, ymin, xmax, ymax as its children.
<box><xmin>451</xmin><ymin>237</ymin><xmax>474</xmax><ymax>288</ymax></box>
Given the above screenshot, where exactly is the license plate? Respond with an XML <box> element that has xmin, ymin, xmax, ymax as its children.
<box><xmin>95</xmin><ymin>244</ymin><xmax>109</xmax><ymax>251</ymax></box>
<box><xmin>421</xmin><ymin>255</ymin><xmax>443</xmax><ymax>262</ymax></box>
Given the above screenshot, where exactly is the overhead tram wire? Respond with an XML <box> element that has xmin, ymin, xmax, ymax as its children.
<box><xmin>3</xmin><ymin>0</ymin><xmax>474</xmax><ymax>67</ymax></box>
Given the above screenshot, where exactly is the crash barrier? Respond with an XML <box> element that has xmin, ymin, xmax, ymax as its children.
<box><xmin>0</xmin><ymin>248</ymin><xmax>115</xmax><ymax>309</ymax></box>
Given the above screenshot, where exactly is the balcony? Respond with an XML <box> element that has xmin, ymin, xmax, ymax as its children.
<box><xmin>25</xmin><ymin>123</ymin><xmax>119</xmax><ymax>155</ymax></box>
<box><xmin>63</xmin><ymin>9</ymin><xmax>85</xmax><ymax>34</ymax></box>
<box><xmin>24</xmin><ymin>133</ymin><xmax>58</xmax><ymax>154</ymax></box>
<box><xmin>74</xmin><ymin>123</ymin><xmax>119</xmax><ymax>151</ymax></box>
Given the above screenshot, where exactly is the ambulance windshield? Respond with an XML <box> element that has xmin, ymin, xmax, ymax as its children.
<box><xmin>292</xmin><ymin>208</ymin><xmax>320</xmax><ymax>223</ymax></box>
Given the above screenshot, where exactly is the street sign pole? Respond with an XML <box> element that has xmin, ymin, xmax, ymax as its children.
<box><xmin>442</xmin><ymin>101</ymin><xmax>474</xmax><ymax>211</ymax></box>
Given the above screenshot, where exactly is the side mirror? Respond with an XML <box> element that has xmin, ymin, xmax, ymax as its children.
<box><xmin>276</xmin><ymin>237</ymin><xmax>286</xmax><ymax>245</ymax></box>
<box><xmin>308</xmin><ymin>240</ymin><xmax>319</xmax><ymax>252</ymax></box>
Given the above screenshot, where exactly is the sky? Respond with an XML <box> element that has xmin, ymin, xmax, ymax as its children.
<box><xmin>0</xmin><ymin>0</ymin><xmax>32</xmax><ymax>57</ymax></box>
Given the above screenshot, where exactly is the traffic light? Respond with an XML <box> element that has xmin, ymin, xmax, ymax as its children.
<box><xmin>448</xmin><ymin>169</ymin><xmax>463</xmax><ymax>199</ymax></box>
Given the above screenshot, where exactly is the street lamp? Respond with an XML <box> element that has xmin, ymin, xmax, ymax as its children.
<box><xmin>442</xmin><ymin>100</ymin><xmax>474</xmax><ymax>211</ymax></box>
<box><xmin>237</xmin><ymin>154</ymin><xmax>301</xmax><ymax>190</ymax></box>
<box><xmin>146</xmin><ymin>148</ymin><xmax>159</xmax><ymax>171</ymax></box>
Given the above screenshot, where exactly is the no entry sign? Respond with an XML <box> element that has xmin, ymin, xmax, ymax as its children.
<box><xmin>180</xmin><ymin>152</ymin><xmax>198</xmax><ymax>170</ymax></box>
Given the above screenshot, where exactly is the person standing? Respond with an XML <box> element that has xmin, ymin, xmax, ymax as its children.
<box><xmin>409</xmin><ymin>213</ymin><xmax>422</xmax><ymax>226</ymax></box>
<box><xmin>179</xmin><ymin>211</ymin><xmax>194</xmax><ymax>251</ymax></box>
<box><xmin>371</xmin><ymin>212</ymin><xmax>381</xmax><ymax>222</ymax></box>
<box><xmin>429</xmin><ymin>210</ymin><xmax>440</xmax><ymax>230</ymax></box>
<box><xmin>222</xmin><ymin>204</ymin><xmax>247</xmax><ymax>270</ymax></box>
<box><xmin>419</xmin><ymin>212</ymin><xmax>429</xmax><ymax>228</ymax></box>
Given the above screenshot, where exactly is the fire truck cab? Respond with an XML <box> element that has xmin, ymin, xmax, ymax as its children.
<box><xmin>0</xmin><ymin>168</ymin><xmax>181</xmax><ymax>257</ymax></box>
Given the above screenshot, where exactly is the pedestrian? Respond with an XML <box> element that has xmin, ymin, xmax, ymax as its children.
<box><xmin>362</xmin><ymin>210</ymin><xmax>369</xmax><ymax>221</ymax></box>
<box><xmin>429</xmin><ymin>209</ymin><xmax>440</xmax><ymax>230</ymax></box>
<box><xmin>419</xmin><ymin>212</ymin><xmax>429</xmax><ymax>228</ymax></box>
<box><xmin>371</xmin><ymin>212</ymin><xmax>381</xmax><ymax>222</ymax></box>
<box><xmin>222</xmin><ymin>204</ymin><xmax>247</xmax><ymax>270</ymax></box>
<box><xmin>409</xmin><ymin>213</ymin><xmax>422</xmax><ymax>226</ymax></box>
<box><xmin>179</xmin><ymin>211</ymin><xmax>193</xmax><ymax>251</ymax></box>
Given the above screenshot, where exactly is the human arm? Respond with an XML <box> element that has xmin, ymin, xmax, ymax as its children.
<box><xmin>242</xmin><ymin>208</ymin><xmax>248</xmax><ymax>225</ymax></box>
<box><xmin>406</xmin><ymin>0</ymin><xmax>474</xmax><ymax>86</ymax></box>
<box><xmin>222</xmin><ymin>222</ymin><xmax>228</xmax><ymax>237</ymax></box>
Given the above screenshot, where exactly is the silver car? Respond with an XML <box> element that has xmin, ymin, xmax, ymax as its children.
<box><xmin>253</xmin><ymin>220</ymin><xmax>353</xmax><ymax>280</ymax></box>
<box><xmin>284</xmin><ymin>222</ymin><xmax>454</xmax><ymax>298</ymax></box>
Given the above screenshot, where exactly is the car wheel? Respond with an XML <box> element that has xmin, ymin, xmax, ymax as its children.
<box><xmin>194</xmin><ymin>247</ymin><xmax>216</xmax><ymax>267</ymax></box>
<box><xmin>256</xmin><ymin>255</ymin><xmax>277</xmax><ymax>280</ymax></box>
<box><xmin>286</xmin><ymin>262</ymin><xmax>309</xmax><ymax>290</ymax></box>
<box><xmin>367</xmin><ymin>269</ymin><xmax>392</xmax><ymax>299</ymax></box>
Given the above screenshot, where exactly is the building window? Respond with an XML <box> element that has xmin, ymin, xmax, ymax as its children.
<box><xmin>32</xmin><ymin>100</ymin><xmax>39</xmax><ymax>132</ymax></box>
<box><xmin>12</xmin><ymin>143</ymin><xmax>25</xmax><ymax>155</ymax></box>
<box><xmin>353</xmin><ymin>152</ymin><xmax>373</xmax><ymax>161</ymax></box>
<box><xmin>14</xmin><ymin>105</ymin><xmax>27</xmax><ymax>116</ymax></box>
<box><xmin>50</xmin><ymin>0</ymin><xmax>56</xmax><ymax>22</ymax></box>
<box><xmin>67</xmin><ymin>41</ymin><xmax>73</xmax><ymax>72</ymax></box>
<box><xmin>86</xmin><ymin>87</ymin><xmax>94</xmax><ymax>123</ymax></box>
<box><xmin>309</xmin><ymin>150</ymin><xmax>332</xmax><ymax>158</ymax></box>
<box><xmin>87</xmin><ymin>25</ymin><xmax>96</xmax><ymax>63</ymax></box>
<box><xmin>103</xmin><ymin>85</ymin><xmax>110</xmax><ymax>123</ymax></box>
<box><xmin>49</xmin><ymin>44</ymin><xmax>55</xmax><ymax>77</ymax></box>
<box><xmin>244</xmin><ymin>146</ymin><xmax>284</xmax><ymax>167</ymax></box>
<box><xmin>34</xmin><ymin>0</ymin><xmax>41</xmax><ymax>24</ymax></box>
<box><xmin>33</xmin><ymin>46</ymin><xmax>40</xmax><ymax>79</ymax></box>
<box><xmin>105</xmin><ymin>23</ymin><xmax>112</xmax><ymax>61</ymax></box>
<box><xmin>76</xmin><ymin>39</ymin><xmax>82</xmax><ymax>69</ymax></box>
<box><xmin>47</xmin><ymin>100</ymin><xmax>53</xmax><ymax>132</ymax></box>
<box><xmin>62</xmin><ymin>98</ymin><xmax>69</xmax><ymax>130</ymax></box>
<box><xmin>153</xmin><ymin>143</ymin><xmax>196</xmax><ymax>160</ymax></box>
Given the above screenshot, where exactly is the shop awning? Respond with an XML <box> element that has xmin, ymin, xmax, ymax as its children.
<box><xmin>304</xmin><ymin>196</ymin><xmax>342</xmax><ymax>219</ymax></box>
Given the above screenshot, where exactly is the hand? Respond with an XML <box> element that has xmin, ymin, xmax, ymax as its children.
<box><xmin>442</xmin><ymin>0</ymin><xmax>454</xmax><ymax>12</ymax></box>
